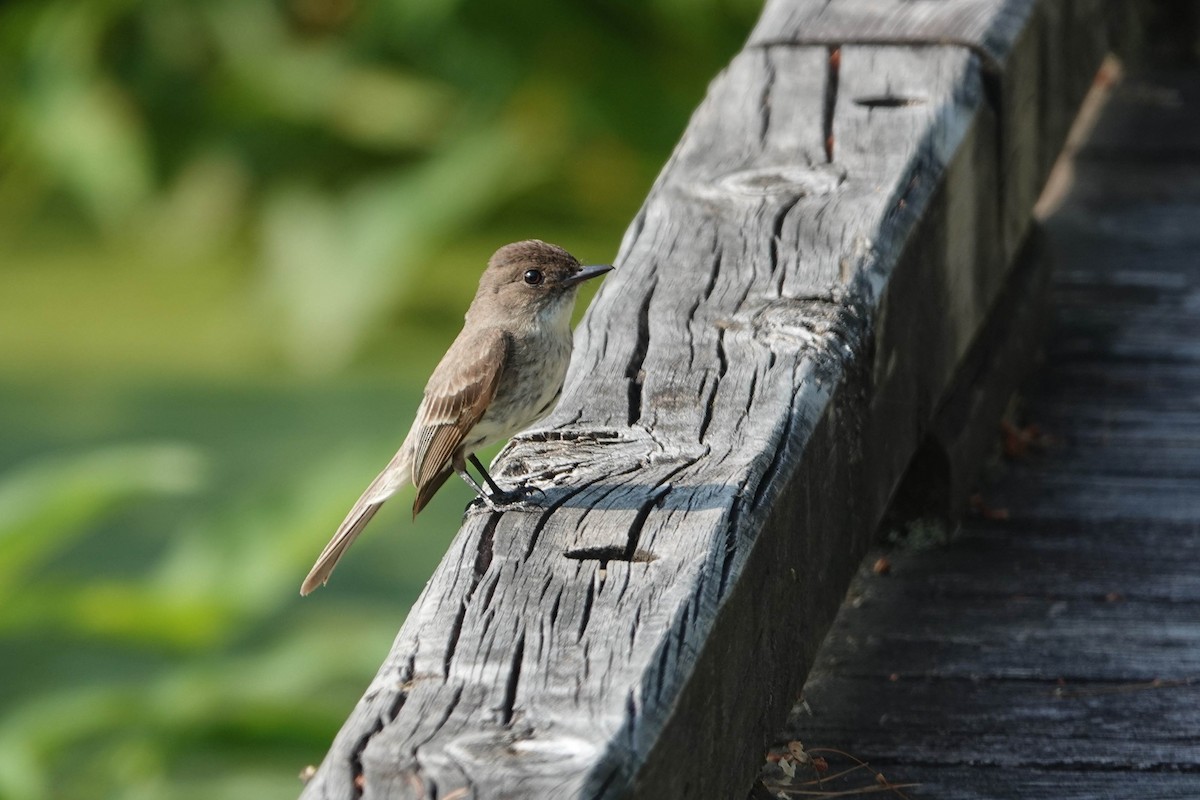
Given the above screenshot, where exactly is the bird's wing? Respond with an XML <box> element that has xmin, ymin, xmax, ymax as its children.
<box><xmin>410</xmin><ymin>329</ymin><xmax>510</xmax><ymax>513</ymax></box>
<box><xmin>299</xmin><ymin>328</ymin><xmax>509</xmax><ymax>595</ymax></box>
<box><xmin>411</xmin><ymin>466</ymin><xmax>453</xmax><ymax>518</ymax></box>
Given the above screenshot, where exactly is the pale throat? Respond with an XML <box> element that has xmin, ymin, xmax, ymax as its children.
<box><xmin>516</xmin><ymin>291</ymin><xmax>577</xmax><ymax>336</ymax></box>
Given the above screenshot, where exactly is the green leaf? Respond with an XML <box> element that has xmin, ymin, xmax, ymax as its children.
<box><xmin>0</xmin><ymin>444</ymin><xmax>205</xmax><ymax>593</ymax></box>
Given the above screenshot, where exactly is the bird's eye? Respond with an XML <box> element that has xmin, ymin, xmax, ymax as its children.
<box><xmin>523</xmin><ymin>269</ymin><xmax>544</xmax><ymax>286</ymax></box>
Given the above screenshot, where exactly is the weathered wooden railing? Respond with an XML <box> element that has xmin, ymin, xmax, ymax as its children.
<box><xmin>300</xmin><ymin>2</ymin><xmax>1131</xmax><ymax>797</ymax></box>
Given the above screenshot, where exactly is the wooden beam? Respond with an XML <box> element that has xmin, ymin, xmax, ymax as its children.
<box><xmin>749</xmin><ymin>0</ymin><xmax>1120</xmax><ymax>259</ymax></box>
<box><xmin>299</xmin><ymin>2</ymin><xmax>1116</xmax><ymax>798</ymax></box>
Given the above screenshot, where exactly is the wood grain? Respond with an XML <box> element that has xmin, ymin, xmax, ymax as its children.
<box><xmin>749</xmin><ymin>0</ymin><xmax>1119</xmax><ymax>261</ymax></box>
<box><xmin>298</xmin><ymin>2</ymin><xmax>1116</xmax><ymax>798</ymax></box>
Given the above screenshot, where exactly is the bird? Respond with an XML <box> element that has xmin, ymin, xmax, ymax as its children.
<box><xmin>300</xmin><ymin>240</ymin><xmax>612</xmax><ymax>595</ymax></box>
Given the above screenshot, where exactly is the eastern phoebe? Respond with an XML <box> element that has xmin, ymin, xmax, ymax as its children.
<box><xmin>301</xmin><ymin>240</ymin><xmax>612</xmax><ymax>595</ymax></box>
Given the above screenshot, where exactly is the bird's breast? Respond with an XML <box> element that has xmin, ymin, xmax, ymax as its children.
<box><xmin>466</xmin><ymin>328</ymin><xmax>572</xmax><ymax>451</ymax></box>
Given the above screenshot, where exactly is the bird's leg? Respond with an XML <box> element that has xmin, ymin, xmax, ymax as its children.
<box><xmin>467</xmin><ymin>454</ymin><xmax>545</xmax><ymax>505</ymax></box>
<box><xmin>467</xmin><ymin>453</ymin><xmax>507</xmax><ymax>496</ymax></box>
<box><xmin>454</xmin><ymin>465</ymin><xmax>507</xmax><ymax>512</ymax></box>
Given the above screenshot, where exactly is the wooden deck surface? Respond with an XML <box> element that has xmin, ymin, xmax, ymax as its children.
<box><xmin>756</xmin><ymin>64</ymin><xmax>1200</xmax><ymax>799</ymax></box>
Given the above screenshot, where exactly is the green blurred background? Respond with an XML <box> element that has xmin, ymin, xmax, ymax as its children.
<box><xmin>0</xmin><ymin>0</ymin><xmax>758</xmax><ymax>797</ymax></box>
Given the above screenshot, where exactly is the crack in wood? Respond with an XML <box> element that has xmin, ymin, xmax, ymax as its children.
<box><xmin>824</xmin><ymin>45</ymin><xmax>841</xmax><ymax>162</ymax></box>
<box><xmin>418</xmin><ymin>685</ymin><xmax>463</xmax><ymax>754</ymax></box>
<box><xmin>517</xmin><ymin>429</ymin><xmax>624</xmax><ymax>443</ymax></box>
<box><xmin>625</xmin><ymin>484</ymin><xmax>671</xmax><ymax>561</ymax></box>
<box><xmin>628</xmin><ymin>605</ymin><xmax>643</xmax><ymax>656</ymax></box>
<box><xmin>719</xmin><ymin>459</ymin><xmax>755</xmax><ymax>602</ymax></box>
<box><xmin>471</xmin><ymin>515</ymin><xmax>498</xmax><ymax>589</ymax></box>
<box><xmin>350</xmin><ymin>719</ymin><xmax>383</xmax><ymax>798</ymax></box>
<box><xmin>703</xmin><ymin>243</ymin><xmax>722</xmax><ymax>302</ymax></box>
<box><xmin>348</xmin><ymin>656</ymin><xmax>416</xmax><ymax>796</ymax></box>
<box><xmin>718</xmin><ymin>514</ymin><xmax>742</xmax><ymax>601</ymax></box>
<box><xmin>767</xmin><ymin>196</ymin><xmax>801</xmax><ymax>297</ymax></box>
<box><xmin>748</xmin><ymin>364</ymin><xmax>802</xmax><ymax>514</ymax></box>
<box><xmin>521</xmin><ymin>482</ymin><xmax>595</xmax><ymax>560</ymax></box>
<box><xmin>578</xmin><ymin>578</ymin><xmax>596</xmax><ymax>642</ymax></box>
<box><xmin>674</xmin><ymin>605</ymin><xmax>691</xmax><ymax>678</ymax></box>
<box><xmin>586</xmin><ymin>766</ymin><xmax>621</xmax><ymax>800</ymax></box>
<box><xmin>687</xmin><ymin>243</ymin><xmax>723</xmax><ymax>372</ymax></box>
<box><xmin>498</xmin><ymin>634</ymin><xmax>525</xmax><ymax>727</ymax></box>
<box><xmin>624</xmin><ymin>277</ymin><xmax>657</xmax><ymax>427</ymax></box>
<box><xmin>699</xmin><ymin>326</ymin><xmax>728</xmax><ymax>444</ymax></box>
<box><xmin>759</xmin><ymin>49</ymin><xmax>777</xmax><ymax>141</ymax></box>
<box><xmin>623</xmin><ymin>690</ymin><xmax>639</xmax><ymax>750</ymax></box>
<box><xmin>387</xmin><ymin>658</ymin><xmax>416</xmax><ymax>723</ymax></box>
<box><xmin>569</xmin><ymin>458</ymin><xmax>666</xmax><ymax>538</ymax></box>
<box><xmin>654</xmin><ymin>634</ymin><xmax>672</xmax><ymax>701</ymax></box>
<box><xmin>478</xmin><ymin>571</ymin><xmax>500</xmax><ymax>611</ymax></box>
<box><xmin>443</xmin><ymin>602</ymin><xmax>467</xmax><ymax>679</ymax></box>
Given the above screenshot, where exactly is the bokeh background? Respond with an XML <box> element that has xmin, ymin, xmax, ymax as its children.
<box><xmin>0</xmin><ymin>0</ymin><xmax>759</xmax><ymax>797</ymax></box>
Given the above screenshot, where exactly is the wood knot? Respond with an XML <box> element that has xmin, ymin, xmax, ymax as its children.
<box><xmin>447</xmin><ymin>731</ymin><xmax>599</xmax><ymax>766</ymax></box>
<box><xmin>716</xmin><ymin>164</ymin><xmax>844</xmax><ymax>198</ymax></box>
<box><xmin>750</xmin><ymin>295</ymin><xmax>867</xmax><ymax>370</ymax></box>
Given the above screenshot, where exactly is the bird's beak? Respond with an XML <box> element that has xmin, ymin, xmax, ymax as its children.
<box><xmin>562</xmin><ymin>264</ymin><xmax>614</xmax><ymax>287</ymax></box>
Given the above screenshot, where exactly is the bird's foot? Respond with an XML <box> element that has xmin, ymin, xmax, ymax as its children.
<box><xmin>472</xmin><ymin>482</ymin><xmax>545</xmax><ymax>512</ymax></box>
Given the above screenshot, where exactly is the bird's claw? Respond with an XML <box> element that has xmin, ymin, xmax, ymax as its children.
<box><xmin>472</xmin><ymin>483</ymin><xmax>545</xmax><ymax>512</ymax></box>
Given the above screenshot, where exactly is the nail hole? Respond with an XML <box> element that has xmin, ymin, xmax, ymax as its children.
<box><xmin>565</xmin><ymin>546</ymin><xmax>656</xmax><ymax>564</ymax></box>
<box><xmin>854</xmin><ymin>95</ymin><xmax>926</xmax><ymax>109</ymax></box>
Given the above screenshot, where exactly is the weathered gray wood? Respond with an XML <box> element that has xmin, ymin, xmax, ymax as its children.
<box><xmin>757</xmin><ymin>62</ymin><xmax>1200</xmax><ymax>799</ymax></box>
<box><xmin>749</xmin><ymin>0</ymin><xmax>1119</xmax><ymax>260</ymax></box>
<box><xmin>748</xmin><ymin>0</ymin><xmax>1122</xmax><ymax>68</ymax></box>
<box><xmin>299</xmin><ymin>2</ymin><xmax>1116</xmax><ymax>798</ymax></box>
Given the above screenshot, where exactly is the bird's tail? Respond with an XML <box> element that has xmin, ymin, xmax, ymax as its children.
<box><xmin>300</xmin><ymin>448</ymin><xmax>410</xmax><ymax>595</ymax></box>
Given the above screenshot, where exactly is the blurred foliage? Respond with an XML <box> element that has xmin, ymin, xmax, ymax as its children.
<box><xmin>0</xmin><ymin>0</ymin><xmax>759</xmax><ymax>797</ymax></box>
<box><xmin>0</xmin><ymin>0</ymin><xmax>759</xmax><ymax>377</ymax></box>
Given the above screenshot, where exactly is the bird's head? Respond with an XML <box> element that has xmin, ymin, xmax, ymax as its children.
<box><xmin>469</xmin><ymin>240</ymin><xmax>612</xmax><ymax>329</ymax></box>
